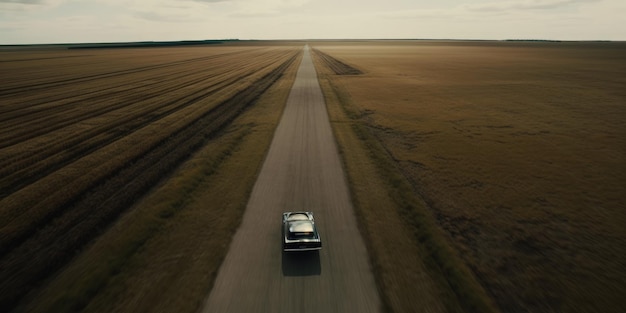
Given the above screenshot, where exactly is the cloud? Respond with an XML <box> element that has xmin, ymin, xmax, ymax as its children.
<box><xmin>190</xmin><ymin>0</ymin><xmax>230</xmax><ymax>3</ymax></box>
<box><xmin>381</xmin><ymin>8</ymin><xmax>455</xmax><ymax>20</ymax></box>
<box><xmin>102</xmin><ymin>0</ymin><xmax>215</xmax><ymax>23</ymax></box>
<box><xmin>1</xmin><ymin>0</ymin><xmax>623</xmax><ymax>43</ymax></box>
<box><xmin>0</xmin><ymin>0</ymin><xmax>65</xmax><ymax>12</ymax></box>
<box><xmin>133</xmin><ymin>10</ymin><xmax>189</xmax><ymax>22</ymax></box>
<box><xmin>229</xmin><ymin>0</ymin><xmax>310</xmax><ymax>18</ymax></box>
<box><xmin>0</xmin><ymin>0</ymin><xmax>66</xmax><ymax>5</ymax></box>
<box><xmin>463</xmin><ymin>0</ymin><xmax>601</xmax><ymax>12</ymax></box>
<box><xmin>382</xmin><ymin>0</ymin><xmax>603</xmax><ymax>20</ymax></box>
<box><xmin>0</xmin><ymin>0</ymin><xmax>46</xmax><ymax>4</ymax></box>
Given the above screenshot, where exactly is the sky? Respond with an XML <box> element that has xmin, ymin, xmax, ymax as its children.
<box><xmin>0</xmin><ymin>0</ymin><xmax>624</xmax><ymax>44</ymax></box>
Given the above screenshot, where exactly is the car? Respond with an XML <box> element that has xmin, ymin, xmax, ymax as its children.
<box><xmin>282</xmin><ymin>212</ymin><xmax>322</xmax><ymax>252</ymax></box>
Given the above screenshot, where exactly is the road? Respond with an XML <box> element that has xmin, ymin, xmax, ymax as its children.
<box><xmin>201</xmin><ymin>45</ymin><xmax>381</xmax><ymax>312</ymax></box>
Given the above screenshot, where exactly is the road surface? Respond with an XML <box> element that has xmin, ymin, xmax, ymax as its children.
<box><xmin>202</xmin><ymin>45</ymin><xmax>381</xmax><ymax>313</ymax></box>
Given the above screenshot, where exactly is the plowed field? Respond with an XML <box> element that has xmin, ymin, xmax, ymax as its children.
<box><xmin>0</xmin><ymin>44</ymin><xmax>300</xmax><ymax>311</ymax></box>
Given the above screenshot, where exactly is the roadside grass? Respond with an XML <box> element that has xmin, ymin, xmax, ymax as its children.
<box><xmin>16</xmin><ymin>49</ymin><xmax>302</xmax><ymax>313</ymax></box>
<box><xmin>312</xmin><ymin>49</ymin><xmax>497</xmax><ymax>313</ymax></box>
<box><xmin>311</xmin><ymin>41</ymin><xmax>626</xmax><ymax>313</ymax></box>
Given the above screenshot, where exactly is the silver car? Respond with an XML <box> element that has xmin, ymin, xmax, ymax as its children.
<box><xmin>282</xmin><ymin>212</ymin><xmax>322</xmax><ymax>252</ymax></box>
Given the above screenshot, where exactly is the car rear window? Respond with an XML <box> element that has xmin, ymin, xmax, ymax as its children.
<box><xmin>289</xmin><ymin>221</ymin><xmax>314</xmax><ymax>233</ymax></box>
<box><xmin>287</xmin><ymin>213</ymin><xmax>309</xmax><ymax>221</ymax></box>
<box><xmin>288</xmin><ymin>232</ymin><xmax>316</xmax><ymax>240</ymax></box>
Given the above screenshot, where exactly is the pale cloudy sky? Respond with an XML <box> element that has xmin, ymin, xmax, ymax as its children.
<box><xmin>0</xmin><ymin>0</ymin><xmax>624</xmax><ymax>44</ymax></box>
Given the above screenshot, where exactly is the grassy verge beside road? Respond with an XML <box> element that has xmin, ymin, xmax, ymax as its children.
<box><xmin>312</xmin><ymin>48</ymin><xmax>496</xmax><ymax>313</ymax></box>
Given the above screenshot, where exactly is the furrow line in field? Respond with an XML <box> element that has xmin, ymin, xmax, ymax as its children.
<box><xmin>0</xmin><ymin>49</ymin><xmax>294</xmax><ymax>174</ymax></box>
<box><xmin>0</xmin><ymin>49</ymin><xmax>260</xmax><ymax>97</ymax></box>
<box><xmin>0</xmin><ymin>48</ymin><xmax>270</xmax><ymax>112</ymax></box>
<box><xmin>0</xmin><ymin>50</ymin><xmax>272</xmax><ymax>147</ymax></box>
<box><xmin>312</xmin><ymin>48</ymin><xmax>363</xmax><ymax>75</ymax></box>
<box><xmin>0</xmin><ymin>54</ymin><xmax>92</xmax><ymax>63</ymax></box>
<box><xmin>0</xmin><ymin>50</ymin><xmax>299</xmax><ymax>312</ymax></box>
<box><xmin>0</xmin><ymin>50</ymin><xmax>294</xmax><ymax>209</ymax></box>
<box><xmin>3</xmin><ymin>48</ymin><xmax>296</xmax><ymax>232</ymax></box>
<box><xmin>0</xmin><ymin>49</ymin><xmax>296</xmax><ymax>236</ymax></box>
<box><xmin>0</xmin><ymin>48</ymin><xmax>265</xmax><ymax>113</ymax></box>
<box><xmin>0</xmin><ymin>48</ymin><xmax>288</xmax><ymax>129</ymax></box>
<box><xmin>0</xmin><ymin>60</ymin><xmax>224</xmax><ymax>124</ymax></box>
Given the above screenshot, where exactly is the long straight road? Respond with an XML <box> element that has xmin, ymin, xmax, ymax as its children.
<box><xmin>202</xmin><ymin>45</ymin><xmax>381</xmax><ymax>312</ymax></box>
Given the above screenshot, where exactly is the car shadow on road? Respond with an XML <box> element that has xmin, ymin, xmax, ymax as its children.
<box><xmin>281</xmin><ymin>251</ymin><xmax>321</xmax><ymax>276</ymax></box>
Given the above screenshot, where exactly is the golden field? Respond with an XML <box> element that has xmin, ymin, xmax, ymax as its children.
<box><xmin>312</xmin><ymin>40</ymin><xmax>626</xmax><ymax>313</ymax></box>
<box><xmin>2</xmin><ymin>40</ymin><xmax>624</xmax><ymax>313</ymax></box>
<box><xmin>0</xmin><ymin>43</ymin><xmax>302</xmax><ymax>312</ymax></box>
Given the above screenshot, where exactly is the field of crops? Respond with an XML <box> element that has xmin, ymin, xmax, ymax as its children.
<box><xmin>3</xmin><ymin>40</ymin><xmax>624</xmax><ymax>313</ymax></box>
<box><xmin>312</xmin><ymin>40</ymin><xmax>626</xmax><ymax>313</ymax></box>
<box><xmin>0</xmin><ymin>44</ymin><xmax>300</xmax><ymax>311</ymax></box>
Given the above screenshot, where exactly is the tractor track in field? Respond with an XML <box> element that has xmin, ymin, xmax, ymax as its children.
<box><xmin>0</xmin><ymin>49</ymin><xmax>299</xmax><ymax>312</ymax></box>
<box><xmin>0</xmin><ymin>61</ymin><xmax>224</xmax><ymax>125</ymax></box>
<box><xmin>0</xmin><ymin>49</ymin><xmax>287</xmax><ymax>148</ymax></box>
<box><xmin>0</xmin><ymin>49</ymin><xmax>260</xmax><ymax>97</ymax></box>
<box><xmin>312</xmin><ymin>48</ymin><xmax>363</xmax><ymax>75</ymax></box>
<box><xmin>0</xmin><ymin>48</ymin><xmax>275</xmax><ymax>126</ymax></box>
<box><xmin>0</xmin><ymin>50</ymin><xmax>293</xmax><ymax>197</ymax></box>
<box><xmin>0</xmin><ymin>49</ymin><xmax>297</xmax><ymax>233</ymax></box>
<box><xmin>0</xmin><ymin>66</ymin><xmax>227</xmax><ymax>146</ymax></box>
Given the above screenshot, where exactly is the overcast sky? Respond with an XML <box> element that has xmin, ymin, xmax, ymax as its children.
<box><xmin>0</xmin><ymin>0</ymin><xmax>624</xmax><ymax>44</ymax></box>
